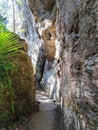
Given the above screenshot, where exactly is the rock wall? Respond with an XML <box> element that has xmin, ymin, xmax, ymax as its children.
<box><xmin>22</xmin><ymin>0</ymin><xmax>98</xmax><ymax>129</ymax></box>
<box><xmin>28</xmin><ymin>0</ymin><xmax>61</xmax><ymax>101</ymax></box>
<box><xmin>57</xmin><ymin>0</ymin><xmax>98</xmax><ymax>129</ymax></box>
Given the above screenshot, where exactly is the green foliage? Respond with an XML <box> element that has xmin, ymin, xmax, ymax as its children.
<box><xmin>0</xmin><ymin>31</ymin><xmax>21</xmax><ymax>58</ymax></box>
<box><xmin>0</xmin><ymin>21</ymin><xmax>7</xmax><ymax>31</ymax></box>
<box><xmin>0</xmin><ymin>15</ymin><xmax>7</xmax><ymax>25</ymax></box>
<box><xmin>1</xmin><ymin>61</ymin><xmax>16</xmax><ymax>114</ymax></box>
<box><xmin>0</xmin><ymin>65</ymin><xmax>14</xmax><ymax>120</ymax></box>
<box><xmin>19</xmin><ymin>12</ymin><xmax>24</xmax><ymax>18</ymax></box>
<box><xmin>16</xmin><ymin>0</ymin><xmax>23</xmax><ymax>6</ymax></box>
<box><xmin>0</xmin><ymin>22</ymin><xmax>21</xmax><ymax>58</ymax></box>
<box><xmin>20</xmin><ymin>29</ymin><xmax>26</xmax><ymax>33</ymax></box>
<box><xmin>0</xmin><ymin>111</ymin><xmax>11</xmax><ymax>124</ymax></box>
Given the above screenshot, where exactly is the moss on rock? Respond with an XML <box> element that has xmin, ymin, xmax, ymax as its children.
<box><xmin>0</xmin><ymin>38</ymin><xmax>35</xmax><ymax>125</ymax></box>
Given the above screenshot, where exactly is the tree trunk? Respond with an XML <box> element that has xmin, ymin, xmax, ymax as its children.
<box><xmin>12</xmin><ymin>0</ymin><xmax>15</xmax><ymax>32</ymax></box>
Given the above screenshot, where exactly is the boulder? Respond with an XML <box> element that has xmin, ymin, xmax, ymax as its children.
<box><xmin>11</xmin><ymin>51</ymin><xmax>35</xmax><ymax>116</ymax></box>
<box><xmin>0</xmin><ymin>38</ymin><xmax>35</xmax><ymax>124</ymax></box>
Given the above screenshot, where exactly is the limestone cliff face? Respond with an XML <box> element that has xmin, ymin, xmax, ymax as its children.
<box><xmin>57</xmin><ymin>0</ymin><xmax>98</xmax><ymax>129</ymax></box>
<box><xmin>28</xmin><ymin>0</ymin><xmax>98</xmax><ymax>129</ymax></box>
<box><xmin>28</xmin><ymin>0</ymin><xmax>60</xmax><ymax>100</ymax></box>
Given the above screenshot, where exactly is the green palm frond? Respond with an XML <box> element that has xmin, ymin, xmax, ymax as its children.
<box><xmin>0</xmin><ymin>22</ymin><xmax>7</xmax><ymax>32</ymax></box>
<box><xmin>0</xmin><ymin>31</ymin><xmax>21</xmax><ymax>59</ymax></box>
<box><xmin>0</xmin><ymin>21</ymin><xmax>21</xmax><ymax>59</ymax></box>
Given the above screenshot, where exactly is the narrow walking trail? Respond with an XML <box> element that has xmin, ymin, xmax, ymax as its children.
<box><xmin>21</xmin><ymin>90</ymin><xmax>61</xmax><ymax>130</ymax></box>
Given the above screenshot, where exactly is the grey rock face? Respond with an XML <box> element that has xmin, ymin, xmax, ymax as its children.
<box><xmin>9</xmin><ymin>0</ymin><xmax>42</xmax><ymax>67</ymax></box>
<box><xmin>28</xmin><ymin>0</ymin><xmax>60</xmax><ymax>101</ymax></box>
<box><xmin>57</xmin><ymin>0</ymin><xmax>98</xmax><ymax>129</ymax></box>
<box><xmin>29</xmin><ymin>0</ymin><xmax>98</xmax><ymax>129</ymax></box>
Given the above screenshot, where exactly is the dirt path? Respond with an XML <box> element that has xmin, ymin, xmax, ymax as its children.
<box><xmin>20</xmin><ymin>90</ymin><xmax>61</xmax><ymax>130</ymax></box>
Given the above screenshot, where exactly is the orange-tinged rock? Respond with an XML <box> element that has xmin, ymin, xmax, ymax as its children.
<box><xmin>42</xmin><ymin>25</ymin><xmax>56</xmax><ymax>61</ymax></box>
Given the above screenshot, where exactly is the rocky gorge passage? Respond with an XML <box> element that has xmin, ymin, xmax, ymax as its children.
<box><xmin>2</xmin><ymin>0</ymin><xmax>98</xmax><ymax>129</ymax></box>
<box><xmin>27</xmin><ymin>0</ymin><xmax>98</xmax><ymax>129</ymax></box>
<box><xmin>20</xmin><ymin>90</ymin><xmax>62</xmax><ymax>130</ymax></box>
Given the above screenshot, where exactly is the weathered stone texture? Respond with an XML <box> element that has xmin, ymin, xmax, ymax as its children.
<box><xmin>28</xmin><ymin>0</ymin><xmax>98</xmax><ymax>129</ymax></box>
<box><xmin>42</xmin><ymin>24</ymin><xmax>56</xmax><ymax>61</ymax></box>
<box><xmin>28</xmin><ymin>0</ymin><xmax>56</xmax><ymax>20</ymax></box>
<box><xmin>28</xmin><ymin>0</ymin><xmax>58</xmax><ymax>95</ymax></box>
<box><xmin>12</xmin><ymin>52</ymin><xmax>35</xmax><ymax>116</ymax></box>
<box><xmin>57</xmin><ymin>0</ymin><xmax>98</xmax><ymax>129</ymax></box>
<box><xmin>0</xmin><ymin>39</ymin><xmax>35</xmax><ymax>120</ymax></box>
